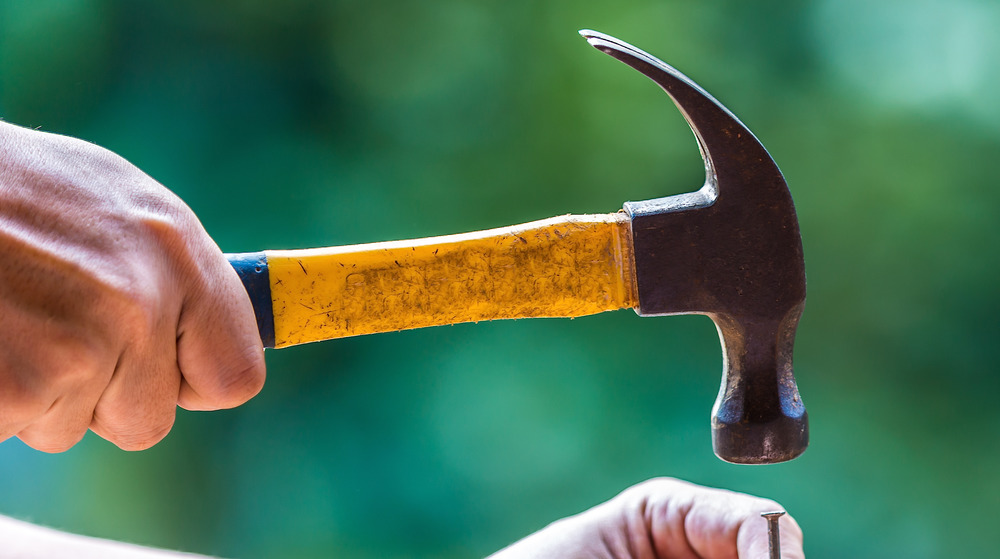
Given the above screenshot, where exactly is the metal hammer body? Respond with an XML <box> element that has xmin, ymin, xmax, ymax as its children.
<box><xmin>227</xmin><ymin>31</ymin><xmax>808</xmax><ymax>465</ymax></box>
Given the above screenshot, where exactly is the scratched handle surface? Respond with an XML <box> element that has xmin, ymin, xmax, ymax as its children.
<box><xmin>227</xmin><ymin>214</ymin><xmax>637</xmax><ymax>349</ymax></box>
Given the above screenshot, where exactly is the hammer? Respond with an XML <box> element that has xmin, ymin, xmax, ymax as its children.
<box><xmin>226</xmin><ymin>31</ymin><xmax>808</xmax><ymax>465</ymax></box>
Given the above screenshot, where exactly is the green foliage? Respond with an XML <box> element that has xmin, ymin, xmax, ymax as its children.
<box><xmin>2</xmin><ymin>0</ymin><xmax>999</xmax><ymax>557</ymax></box>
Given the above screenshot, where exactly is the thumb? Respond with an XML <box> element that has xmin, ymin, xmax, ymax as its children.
<box><xmin>176</xmin><ymin>246</ymin><xmax>266</xmax><ymax>411</ymax></box>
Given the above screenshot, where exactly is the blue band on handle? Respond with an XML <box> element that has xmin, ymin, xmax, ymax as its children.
<box><xmin>226</xmin><ymin>252</ymin><xmax>276</xmax><ymax>349</ymax></box>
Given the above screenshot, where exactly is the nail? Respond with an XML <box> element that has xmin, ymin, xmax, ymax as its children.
<box><xmin>761</xmin><ymin>511</ymin><xmax>785</xmax><ymax>559</ymax></box>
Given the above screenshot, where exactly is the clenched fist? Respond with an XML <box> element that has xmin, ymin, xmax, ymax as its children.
<box><xmin>0</xmin><ymin>121</ymin><xmax>265</xmax><ymax>452</ymax></box>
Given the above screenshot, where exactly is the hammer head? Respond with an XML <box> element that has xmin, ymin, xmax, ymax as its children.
<box><xmin>583</xmin><ymin>31</ymin><xmax>807</xmax><ymax>464</ymax></box>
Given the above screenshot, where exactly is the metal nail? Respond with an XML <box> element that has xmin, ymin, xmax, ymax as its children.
<box><xmin>761</xmin><ymin>511</ymin><xmax>786</xmax><ymax>559</ymax></box>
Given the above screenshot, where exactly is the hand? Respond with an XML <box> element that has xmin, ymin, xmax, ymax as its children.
<box><xmin>490</xmin><ymin>477</ymin><xmax>804</xmax><ymax>559</ymax></box>
<box><xmin>0</xmin><ymin>121</ymin><xmax>265</xmax><ymax>452</ymax></box>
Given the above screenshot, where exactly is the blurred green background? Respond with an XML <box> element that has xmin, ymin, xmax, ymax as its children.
<box><xmin>2</xmin><ymin>0</ymin><xmax>999</xmax><ymax>557</ymax></box>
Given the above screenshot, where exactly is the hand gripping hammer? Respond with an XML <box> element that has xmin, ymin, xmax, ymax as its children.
<box><xmin>226</xmin><ymin>31</ymin><xmax>808</xmax><ymax>465</ymax></box>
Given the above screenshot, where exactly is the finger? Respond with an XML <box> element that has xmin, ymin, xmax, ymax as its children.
<box><xmin>17</xmin><ymin>393</ymin><xmax>98</xmax><ymax>453</ymax></box>
<box><xmin>176</xmin><ymin>249</ymin><xmax>265</xmax><ymax>411</ymax></box>
<box><xmin>630</xmin><ymin>478</ymin><xmax>806</xmax><ymax>559</ymax></box>
<box><xmin>0</xmin><ymin>326</ymin><xmax>112</xmax><ymax>450</ymax></box>
<box><xmin>0</xmin><ymin>370</ymin><xmax>51</xmax><ymax>445</ymax></box>
<box><xmin>91</xmin><ymin>342</ymin><xmax>180</xmax><ymax>451</ymax></box>
<box><xmin>16</xmin><ymin>370</ymin><xmax>107</xmax><ymax>452</ymax></box>
<box><xmin>642</xmin><ymin>478</ymin><xmax>723</xmax><ymax>559</ymax></box>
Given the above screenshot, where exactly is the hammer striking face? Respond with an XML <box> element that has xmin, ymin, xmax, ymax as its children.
<box><xmin>227</xmin><ymin>31</ymin><xmax>808</xmax><ymax>465</ymax></box>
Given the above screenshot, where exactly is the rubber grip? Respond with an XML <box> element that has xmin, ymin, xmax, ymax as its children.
<box><xmin>226</xmin><ymin>251</ymin><xmax>276</xmax><ymax>349</ymax></box>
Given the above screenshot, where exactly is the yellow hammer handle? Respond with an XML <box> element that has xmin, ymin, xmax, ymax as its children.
<box><xmin>261</xmin><ymin>213</ymin><xmax>637</xmax><ymax>348</ymax></box>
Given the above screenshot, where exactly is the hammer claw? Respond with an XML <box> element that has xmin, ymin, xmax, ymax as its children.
<box><xmin>583</xmin><ymin>31</ymin><xmax>808</xmax><ymax>464</ymax></box>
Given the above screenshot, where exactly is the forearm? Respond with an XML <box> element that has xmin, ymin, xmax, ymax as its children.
<box><xmin>0</xmin><ymin>515</ymin><xmax>213</xmax><ymax>559</ymax></box>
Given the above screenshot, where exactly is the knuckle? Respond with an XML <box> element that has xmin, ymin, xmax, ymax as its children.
<box><xmin>20</xmin><ymin>431</ymin><xmax>86</xmax><ymax>454</ymax></box>
<box><xmin>644</xmin><ymin>476</ymin><xmax>684</xmax><ymax>488</ymax></box>
<box><xmin>211</xmin><ymin>358</ymin><xmax>266</xmax><ymax>408</ymax></box>
<box><xmin>104</xmin><ymin>414</ymin><xmax>176</xmax><ymax>452</ymax></box>
<box><xmin>188</xmin><ymin>349</ymin><xmax>266</xmax><ymax>410</ymax></box>
<box><xmin>16</xmin><ymin>418</ymin><xmax>90</xmax><ymax>454</ymax></box>
<box><xmin>93</xmin><ymin>393</ymin><xmax>178</xmax><ymax>451</ymax></box>
<box><xmin>610</xmin><ymin>477</ymin><xmax>682</xmax><ymax>511</ymax></box>
<box><xmin>625</xmin><ymin>477</ymin><xmax>684</xmax><ymax>497</ymax></box>
<box><xmin>137</xmin><ymin>198</ymin><xmax>203</xmax><ymax>257</ymax></box>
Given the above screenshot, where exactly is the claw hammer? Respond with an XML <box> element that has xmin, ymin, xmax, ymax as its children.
<box><xmin>226</xmin><ymin>31</ymin><xmax>808</xmax><ymax>465</ymax></box>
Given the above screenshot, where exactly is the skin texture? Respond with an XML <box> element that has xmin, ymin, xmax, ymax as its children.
<box><xmin>0</xmin><ymin>120</ymin><xmax>266</xmax><ymax>452</ymax></box>
<box><xmin>489</xmin><ymin>478</ymin><xmax>805</xmax><ymax>559</ymax></box>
